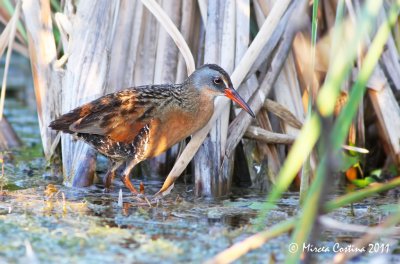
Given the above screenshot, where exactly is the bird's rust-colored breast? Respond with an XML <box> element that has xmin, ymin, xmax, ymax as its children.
<box><xmin>145</xmin><ymin>96</ymin><xmax>214</xmax><ymax>158</ymax></box>
<box><xmin>144</xmin><ymin>111</ymin><xmax>195</xmax><ymax>158</ymax></box>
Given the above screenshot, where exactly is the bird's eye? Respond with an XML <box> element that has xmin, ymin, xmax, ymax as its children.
<box><xmin>213</xmin><ymin>77</ymin><xmax>222</xmax><ymax>85</ymax></box>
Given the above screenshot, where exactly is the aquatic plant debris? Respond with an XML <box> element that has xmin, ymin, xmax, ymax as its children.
<box><xmin>2</xmin><ymin>91</ymin><xmax>400</xmax><ymax>263</ymax></box>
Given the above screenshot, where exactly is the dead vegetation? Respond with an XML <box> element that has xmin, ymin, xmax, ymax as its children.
<box><xmin>0</xmin><ymin>0</ymin><xmax>398</xmax><ymax>196</ymax></box>
<box><xmin>1</xmin><ymin>0</ymin><xmax>400</xmax><ymax>261</ymax></box>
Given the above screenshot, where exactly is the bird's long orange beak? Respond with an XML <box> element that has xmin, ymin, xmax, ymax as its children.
<box><xmin>224</xmin><ymin>88</ymin><xmax>255</xmax><ymax>118</ymax></box>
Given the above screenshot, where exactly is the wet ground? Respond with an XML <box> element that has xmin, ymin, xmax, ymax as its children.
<box><xmin>1</xmin><ymin>99</ymin><xmax>400</xmax><ymax>263</ymax></box>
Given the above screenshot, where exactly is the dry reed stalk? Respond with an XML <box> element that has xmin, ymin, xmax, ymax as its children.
<box><xmin>141</xmin><ymin>0</ymin><xmax>195</xmax><ymax>75</ymax></box>
<box><xmin>7</xmin><ymin>41</ymin><xmax>28</xmax><ymax>57</ymax></box>
<box><xmin>0</xmin><ymin>152</ymin><xmax>4</xmax><ymax>192</ymax></box>
<box><xmin>173</xmin><ymin>0</ymin><xmax>198</xmax><ymax>168</ymax></box>
<box><xmin>263</xmin><ymin>99</ymin><xmax>303</xmax><ymax>129</ymax></box>
<box><xmin>287</xmin><ymin>25</ymin><xmax>318</xmax><ymax>196</ymax></box>
<box><xmin>256</xmin><ymin>73</ymin><xmax>283</xmax><ymax>183</ymax></box>
<box><xmin>0</xmin><ymin>6</ymin><xmax>26</xmax><ymax>46</ymax></box>
<box><xmin>61</xmin><ymin>1</ymin><xmax>119</xmax><ymax>186</ymax></box>
<box><xmin>319</xmin><ymin>215</ymin><xmax>400</xmax><ymax>234</ymax></box>
<box><xmin>292</xmin><ymin>15</ymin><xmax>361</xmax><ymax>111</ymax></box>
<box><xmin>136</xmin><ymin>0</ymin><xmax>200</xmax><ymax>179</ymax></box>
<box><xmin>221</xmin><ymin>0</ymin><xmax>236</xmax><ymax>74</ymax></box>
<box><xmin>367</xmin><ymin>69</ymin><xmax>400</xmax><ymax>166</ymax></box>
<box><xmin>245</xmin><ymin>126</ymin><xmax>296</xmax><ymax>144</ymax></box>
<box><xmin>273</xmin><ymin>53</ymin><xmax>305</xmax><ymax>133</ymax></box>
<box><xmin>0</xmin><ymin>10</ymin><xmax>10</xmax><ymax>27</ymax></box>
<box><xmin>222</xmin><ymin>1</ymin><xmax>304</xmax><ymax>179</ymax></box>
<box><xmin>230</xmin><ymin>0</ymin><xmax>291</xmax><ymax>86</ymax></box>
<box><xmin>0</xmin><ymin>117</ymin><xmax>22</xmax><ymax>150</ymax></box>
<box><xmin>247</xmin><ymin>2</ymin><xmax>292</xmax><ymax>86</ymax></box>
<box><xmin>213</xmin><ymin>0</ymin><xmax>238</xmax><ymax>194</ymax></box>
<box><xmin>253</xmin><ymin>0</ymin><xmax>265</xmax><ymax>27</ymax></box>
<box><xmin>108</xmin><ymin>0</ymin><xmax>143</xmax><ymax>90</ymax></box>
<box><xmin>293</xmin><ymin>10</ymin><xmax>360</xmax><ymax>88</ymax></box>
<box><xmin>0</xmin><ymin>1</ymin><xmax>22</xmax><ymax>150</ymax></box>
<box><xmin>105</xmin><ymin>0</ymin><xmax>148</xmax><ymax>181</ymax></box>
<box><xmin>0</xmin><ymin>14</ymin><xmax>12</xmax><ymax>57</ymax></box>
<box><xmin>197</xmin><ymin>0</ymin><xmax>207</xmax><ymax>26</ymax></box>
<box><xmin>0</xmin><ymin>0</ymin><xmax>20</xmax><ymax>121</ymax></box>
<box><xmin>134</xmin><ymin>1</ymin><xmax>157</xmax><ymax>86</ymax></box>
<box><xmin>194</xmin><ymin>0</ymin><xmax>227</xmax><ymax>197</ymax></box>
<box><xmin>176</xmin><ymin>0</ymin><xmax>196</xmax><ymax>83</ymax></box>
<box><xmin>257</xmin><ymin>0</ymin><xmax>272</xmax><ymax>14</ymax></box>
<box><xmin>333</xmin><ymin>213</ymin><xmax>400</xmax><ymax>264</ymax></box>
<box><xmin>377</xmin><ymin>7</ymin><xmax>400</xmax><ymax>91</ymax></box>
<box><xmin>353</xmin><ymin>0</ymin><xmax>400</xmax><ymax>166</ymax></box>
<box><xmin>54</xmin><ymin>13</ymin><xmax>70</xmax><ymax>54</ymax></box>
<box><xmin>261</xmin><ymin>0</ymin><xmax>306</xmax><ymax>183</ymax></box>
<box><xmin>146</xmin><ymin>0</ymin><xmax>182</xmax><ymax>178</ymax></box>
<box><xmin>323</xmin><ymin>0</ymin><xmax>337</xmax><ymax>27</ymax></box>
<box><xmin>229</xmin><ymin>0</ymin><xmax>264</xmax><ymax>186</ymax></box>
<box><xmin>187</xmin><ymin>0</ymin><xmax>202</xmax><ymax>65</ymax></box>
<box><xmin>394</xmin><ymin>12</ymin><xmax>400</xmax><ymax>50</ymax></box>
<box><xmin>273</xmin><ymin>48</ymin><xmax>308</xmax><ymax>184</ymax></box>
<box><xmin>157</xmin><ymin>0</ymin><xmax>292</xmax><ymax>196</ymax></box>
<box><xmin>351</xmin><ymin>0</ymin><xmax>366</xmax><ymax>149</ymax></box>
<box><xmin>133</xmin><ymin>2</ymin><xmax>159</xmax><ymax>179</ymax></box>
<box><xmin>21</xmin><ymin>0</ymin><xmax>62</xmax><ymax>160</ymax></box>
<box><xmin>256</xmin><ymin>111</ymin><xmax>282</xmax><ymax>183</ymax></box>
<box><xmin>153</xmin><ymin>0</ymin><xmax>182</xmax><ymax>84</ymax></box>
<box><xmin>245</xmin><ymin>0</ymin><xmax>282</xmax><ymax>184</ymax></box>
<box><xmin>206</xmin><ymin>219</ymin><xmax>295</xmax><ymax>264</ymax></box>
<box><xmin>294</xmin><ymin>30</ymin><xmax>336</xmax><ymax>94</ymax></box>
<box><xmin>195</xmin><ymin>0</ymin><xmax>244</xmax><ymax>196</ymax></box>
<box><xmin>233</xmin><ymin>0</ymin><xmax>252</xmax><ymax>103</ymax></box>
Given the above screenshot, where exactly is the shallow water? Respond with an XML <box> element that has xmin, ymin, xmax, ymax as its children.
<box><xmin>1</xmin><ymin>99</ymin><xmax>400</xmax><ymax>263</ymax></box>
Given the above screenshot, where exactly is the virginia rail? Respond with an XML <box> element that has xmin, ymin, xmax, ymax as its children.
<box><xmin>49</xmin><ymin>64</ymin><xmax>255</xmax><ymax>193</ymax></box>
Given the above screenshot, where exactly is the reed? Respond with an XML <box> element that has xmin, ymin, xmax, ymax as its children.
<box><xmin>1</xmin><ymin>1</ymin><xmax>400</xmax><ymax>262</ymax></box>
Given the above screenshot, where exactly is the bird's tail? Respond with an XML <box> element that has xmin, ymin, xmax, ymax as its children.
<box><xmin>49</xmin><ymin>111</ymin><xmax>79</xmax><ymax>134</ymax></box>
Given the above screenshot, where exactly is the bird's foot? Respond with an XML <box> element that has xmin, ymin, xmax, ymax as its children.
<box><xmin>122</xmin><ymin>175</ymin><xmax>139</xmax><ymax>194</ymax></box>
<box><xmin>103</xmin><ymin>172</ymin><xmax>115</xmax><ymax>190</ymax></box>
<box><xmin>103</xmin><ymin>187</ymin><xmax>112</xmax><ymax>193</ymax></box>
<box><xmin>131</xmin><ymin>193</ymin><xmax>155</xmax><ymax>207</ymax></box>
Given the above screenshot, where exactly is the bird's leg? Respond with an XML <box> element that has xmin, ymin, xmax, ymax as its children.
<box><xmin>103</xmin><ymin>161</ymin><xmax>124</xmax><ymax>191</ymax></box>
<box><xmin>121</xmin><ymin>159</ymin><xmax>139</xmax><ymax>194</ymax></box>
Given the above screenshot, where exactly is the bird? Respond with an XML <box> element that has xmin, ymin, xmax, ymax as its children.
<box><xmin>49</xmin><ymin>64</ymin><xmax>255</xmax><ymax>194</ymax></box>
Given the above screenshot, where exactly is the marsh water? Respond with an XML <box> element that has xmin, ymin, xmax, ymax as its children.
<box><xmin>1</xmin><ymin>99</ymin><xmax>400</xmax><ymax>263</ymax></box>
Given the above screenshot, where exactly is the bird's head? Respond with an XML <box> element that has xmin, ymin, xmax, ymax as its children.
<box><xmin>189</xmin><ymin>64</ymin><xmax>255</xmax><ymax>118</ymax></box>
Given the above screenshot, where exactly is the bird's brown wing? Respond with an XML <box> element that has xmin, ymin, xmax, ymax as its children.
<box><xmin>51</xmin><ymin>89</ymin><xmax>156</xmax><ymax>143</ymax></box>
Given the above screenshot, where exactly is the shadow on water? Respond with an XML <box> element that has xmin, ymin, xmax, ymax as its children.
<box><xmin>1</xmin><ymin>99</ymin><xmax>400</xmax><ymax>263</ymax></box>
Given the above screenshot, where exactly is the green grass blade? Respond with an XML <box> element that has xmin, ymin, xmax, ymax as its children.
<box><xmin>324</xmin><ymin>177</ymin><xmax>400</xmax><ymax>212</ymax></box>
<box><xmin>286</xmin><ymin>2</ymin><xmax>399</xmax><ymax>263</ymax></box>
<box><xmin>300</xmin><ymin>0</ymin><xmax>320</xmax><ymax>205</ymax></box>
<box><xmin>331</xmin><ymin>2</ymin><xmax>400</xmax><ymax>148</ymax></box>
<box><xmin>316</xmin><ymin>0</ymin><xmax>384</xmax><ymax>117</ymax></box>
<box><xmin>255</xmin><ymin>114</ymin><xmax>321</xmax><ymax>228</ymax></box>
<box><xmin>285</xmin><ymin>157</ymin><xmax>327</xmax><ymax>263</ymax></box>
<box><xmin>2</xmin><ymin>0</ymin><xmax>27</xmax><ymax>42</ymax></box>
<box><xmin>256</xmin><ymin>0</ymin><xmax>386</xmax><ymax>230</ymax></box>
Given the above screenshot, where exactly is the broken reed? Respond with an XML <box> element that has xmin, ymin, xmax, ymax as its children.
<box><xmin>1</xmin><ymin>0</ymin><xmax>400</xmax><ymax>263</ymax></box>
<box><xmin>0</xmin><ymin>152</ymin><xmax>5</xmax><ymax>192</ymax></box>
